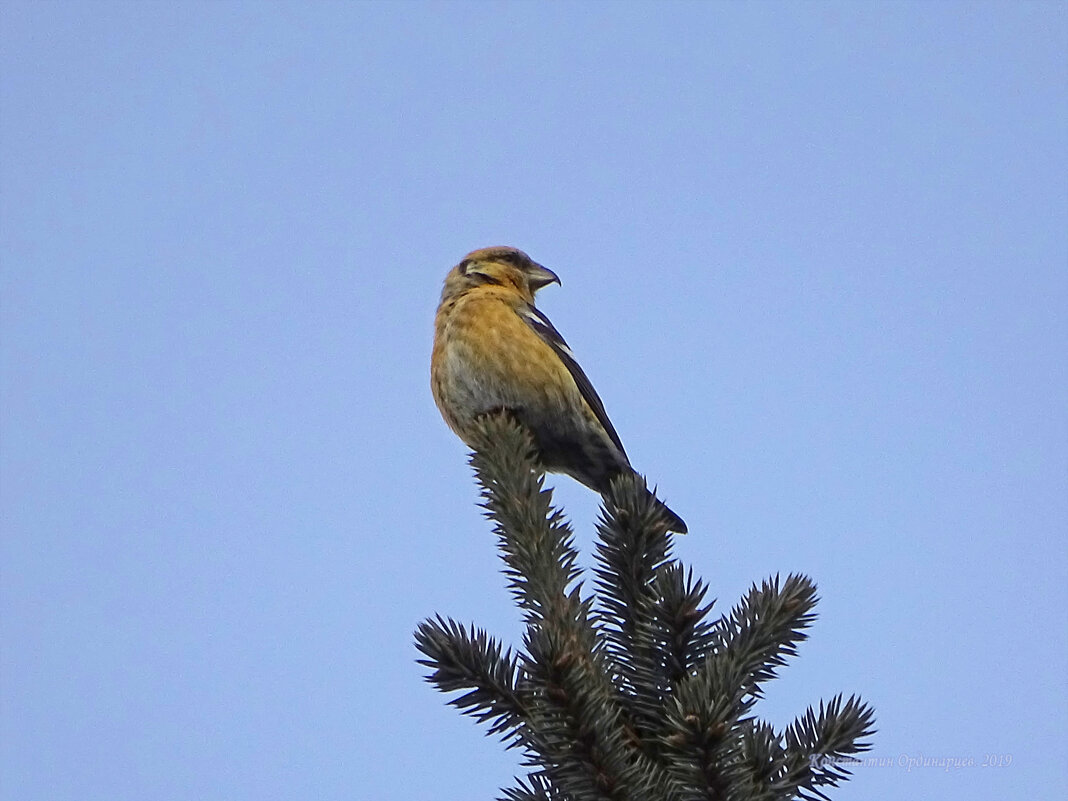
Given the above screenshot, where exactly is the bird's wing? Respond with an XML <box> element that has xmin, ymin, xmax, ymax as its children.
<box><xmin>518</xmin><ymin>304</ymin><xmax>629</xmax><ymax>460</ymax></box>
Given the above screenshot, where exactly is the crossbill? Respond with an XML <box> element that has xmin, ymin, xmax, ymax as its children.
<box><xmin>431</xmin><ymin>246</ymin><xmax>687</xmax><ymax>534</ymax></box>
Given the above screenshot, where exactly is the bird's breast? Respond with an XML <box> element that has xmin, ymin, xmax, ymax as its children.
<box><xmin>433</xmin><ymin>294</ymin><xmax>580</xmax><ymax>427</ymax></box>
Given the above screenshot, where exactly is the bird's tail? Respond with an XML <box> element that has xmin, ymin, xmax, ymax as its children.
<box><xmin>600</xmin><ymin>470</ymin><xmax>688</xmax><ymax>535</ymax></box>
<box><xmin>653</xmin><ymin>493</ymin><xmax>688</xmax><ymax>535</ymax></box>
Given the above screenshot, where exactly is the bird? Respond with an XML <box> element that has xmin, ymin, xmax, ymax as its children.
<box><xmin>431</xmin><ymin>246</ymin><xmax>687</xmax><ymax>534</ymax></box>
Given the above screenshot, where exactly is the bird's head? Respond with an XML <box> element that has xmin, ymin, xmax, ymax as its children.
<box><xmin>441</xmin><ymin>246</ymin><xmax>560</xmax><ymax>304</ymax></box>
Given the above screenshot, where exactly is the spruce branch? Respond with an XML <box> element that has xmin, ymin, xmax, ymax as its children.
<box><xmin>658</xmin><ymin>647</ymin><xmax>756</xmax><ymax>798</ymax></box>
<box><xmin>500</xmin><ymin>772</ymin><xmax>569</xmax><ymax>801</ymax></box>
<box><xmin>466</xmin><ymin>413</ymin><xmax>654</xmax><ymax>800</ymax></box>
<box><xmin>653</xmin><ymin>565</ymin><xmax>717</xmax><ymax>686</ymax></box>
<box><xmin>779</xmin><ymin>695</ymin><xmax>876</xmax><ymax>800</ymax></box>
<box><xmin>593</xmin><ymin>472</ymin><xmax>677</xmax><ymax>740</ymax></box>
<box><xmin>710</xmin><ymin>574</ymin><xmax>819</xmax><ymax>701</ymax></box>
<box><xmin>467</xmin><ymin>412</ymin><xmax>583</xmax><ymax>632</ymax></box>
<box><xmin>733</xmin><ymin>719</ymin><xmax>790</xmax><ymax>801</ymax></box>
<box><xmin>414</xmin><ymin>615</ymin><xmax>529</xmax><ymax>746</ymax></box>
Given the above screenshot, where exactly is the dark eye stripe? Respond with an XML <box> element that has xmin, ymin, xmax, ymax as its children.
<box><xmin>467</xmin><ymin>271</ymin><xmax>503</xmax><ymax>287</ymax></box>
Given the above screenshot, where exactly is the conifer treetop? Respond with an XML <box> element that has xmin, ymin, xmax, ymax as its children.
<box><xmin>416</xmin><ymin>413</ymin><xmax>875</xmax><ymax>801</ymax></box>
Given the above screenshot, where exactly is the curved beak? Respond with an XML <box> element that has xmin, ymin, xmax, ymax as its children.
<box><xmin>527</xmin><ymin>262</ymin><xmax>561</xmax><ymax>290</ymax></box>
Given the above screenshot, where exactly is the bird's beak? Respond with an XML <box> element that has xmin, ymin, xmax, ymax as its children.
<box><xmin>527</xmin><ymin>262</ymin><xmax>561</xmax><ymax>290</ymax></box>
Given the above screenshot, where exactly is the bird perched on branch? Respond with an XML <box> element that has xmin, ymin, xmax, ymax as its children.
<box><xmin>431</xmin><ymin>246</ymin><xmax>687</xmax><ymax>534</ymax></box>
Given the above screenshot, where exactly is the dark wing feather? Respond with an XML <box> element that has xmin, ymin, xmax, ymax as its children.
<box><xmin>519</xmin><ymin>304</ymin><xmax>629</xmax><ymax>461</ymax></box>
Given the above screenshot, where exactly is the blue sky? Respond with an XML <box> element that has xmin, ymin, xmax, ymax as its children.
<box><xmin>2</xmin><ymin>2</ymin><xmax>1065</xmax><ymax>799</ymax></box>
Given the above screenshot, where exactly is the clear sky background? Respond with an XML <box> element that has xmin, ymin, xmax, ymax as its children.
<box><xmin>2</xmin><ymin>2</ymin><xmax>1065</xmax><ymax>799</ymax></box>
